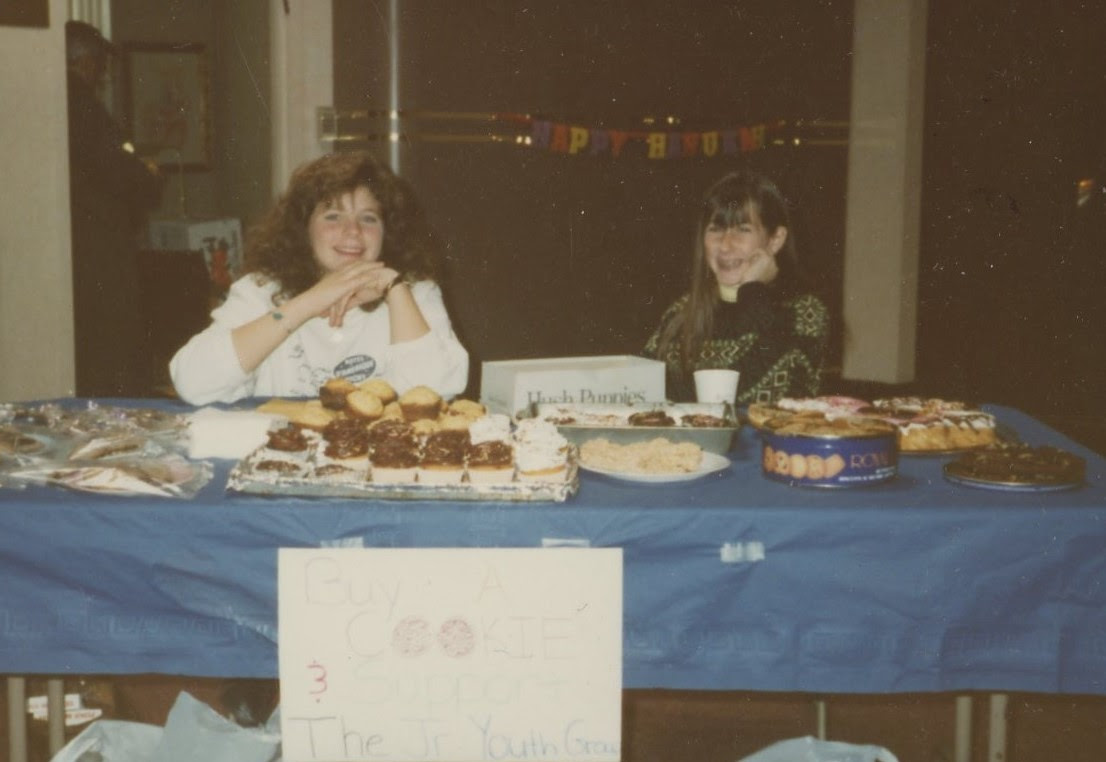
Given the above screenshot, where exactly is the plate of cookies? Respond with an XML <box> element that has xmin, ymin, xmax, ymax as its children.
<box><xmin>577</xmin><ymin>437</ymin><xmax>730</xmax><ymax>483</ymax></box>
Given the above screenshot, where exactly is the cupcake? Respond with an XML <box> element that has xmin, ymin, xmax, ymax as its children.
<box><xmin>418</xmin><ymin>430</ymin><xmax>469</xmax><ymax>485</ymax></box>
<box><xmin>399</xmin><ymin>385</ymin><xmax>443</xmax><ymax>422</ymax></box>
<box><xmin>320</xmin><ymin>436</ymin><xmax>370</xmax><ymax>471</ymax></box>
<box><xmin>447</xmin><ymin>399</ymin><xmax>486</xmax><ymax>419</ymax></box>
<box><xmin>346</xmin><ymin>389</ymin><xmax>384</xmax><ymax>421</ymax></box>
<box><xmin>513</xmin><ymin>418</ymin><xmax>569</xmax><ymax>482</ymax></box>
<box><xmin>249</xmin><ymin>423</ymin><xmax>314</xmax><ymax>475</ymax></box>
<box><xmin>465</xmin><ymin>413</ymin><xmax>515</xmax><ymax>484</ymax></box>
<box><xmin>380</xmin><ymin>401</ymin><xmax>405</xmax><ymax>420</ymax></box>
<box><xmin>468</xmin><ymin>413</ymin><xmax>512</xmax><ymax>444</ymax></box>
<box><xmin>367</xmin><ymin>418</ymin><xmax>417</xmax><ymax>448</ymax></box>
<box><xmin>288</xmin><ymin>400</ymin><xmax>337</xmax><ymax>431</ymax></box>
<box><xmin>312</xmin><ymin>462</ymin><xmax>365</xmax><ymax>483</ymax></box>
<box><xmin>370</xmin><ymin>437</ymin><xmax>420</xmax><ymax>483</ymax></box>
<box><xmin>320</xmin><ymin>377</ymin><xmax>357</xmax><ymax>410</ymax></box>
<box><xmin>319</xmin><ymin>418</ymin><xmax>370</xmax><ymax>472</ymax></box>
<box><xmin>359</xmin><ymin>378</ymin><xmax>398</xmax><ymax>406</ymax></box>
<box><xmin>438</xmin><ymin>413</ymin><xmax>474</xmax><ymax>433</ymax></box>
<box><xmin>439</xmin><ymin>398</ymin><xmax>485</xmax><ymax>432</ymax></box>
<box><xmin>466</xmin><ymin>440</ymin><xmax>515</xmax><ymax>484</ymax></box>
<box><xmin>252</xmin><ymin>457</ymin><xmax>307</xmax><ymax>477</ymax></box>
<box><xmin>264</xmin><ymin>423</ymin><xmax>311</xmax><ymax>453</ymax></box>
<box><xmin>410</xmin><ymin>418</ymin><xmax>440</xmax><ymax>438</ymax></box>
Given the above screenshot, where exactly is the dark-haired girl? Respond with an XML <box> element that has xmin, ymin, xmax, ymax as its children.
<box><xmin>644</xmin><ymin>170</ymin><xmax>828</xmax><ymax>404</ymax></box>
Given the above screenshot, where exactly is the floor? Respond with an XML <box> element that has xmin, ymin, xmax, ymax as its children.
<box><xmin>4</xmin><ymin>679</ymin><xmax>1105</xmax><ymax>761</ymax></box>
<box><xmin>624</xmin><ymin>690</ymin><xmax>1106</xmax><ymax>761</ymax></box>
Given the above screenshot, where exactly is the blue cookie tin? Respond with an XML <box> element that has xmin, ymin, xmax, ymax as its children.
<box><xmin>761</xmin><ymin>416</ymin><xmax>898</xmax><ymax>487</ymax></box>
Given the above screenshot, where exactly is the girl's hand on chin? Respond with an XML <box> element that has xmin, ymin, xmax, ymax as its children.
<box><xmin>740</xmin><ymin>249</ymin><xmax>778</xmax><ymax>287</ymax></box>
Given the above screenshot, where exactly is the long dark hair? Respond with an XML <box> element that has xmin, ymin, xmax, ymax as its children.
<box><xmin>657</xmin><ymin>169</ymin><xmax>804</xmax><ymax>370</ymax></box>
<box><xmin>244</xmin><ymin>151</ymin><xmax>440</xmax><ymax>301</ymax></box>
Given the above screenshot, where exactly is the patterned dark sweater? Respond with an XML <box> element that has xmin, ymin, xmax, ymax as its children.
<box><xmin>643</xmin><ymin>282</ymin><xmax>829</xmax><ymax>404</ymax></box>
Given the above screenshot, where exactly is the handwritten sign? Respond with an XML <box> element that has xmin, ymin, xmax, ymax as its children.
<box><xmin>278</xmin><ymin>548</ymin><xmax>623</xmax><ymax>761</ymax></box>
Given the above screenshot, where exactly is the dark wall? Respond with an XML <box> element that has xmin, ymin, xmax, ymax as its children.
<box><xmin>919</xmin><ymin>0</ymin><xmax>1106</xmax><ymax>417</ymax></box>
<box><xmin>335</xmin><ymin>0</ymin><xmax>1106</xmax><ymax>422</ymax></box>
<box><xmin>335</xmin><ymin>1</ymin><xmax>853</xmax><ymax>396</ymax></box>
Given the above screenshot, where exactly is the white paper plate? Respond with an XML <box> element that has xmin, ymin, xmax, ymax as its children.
<box><xmin>579</xmin><ymin>451</ymin><xmax>731</xmax><ymax>484</ymax></box>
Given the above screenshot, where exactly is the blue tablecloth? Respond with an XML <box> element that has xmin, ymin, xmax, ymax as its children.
<box><xmin>1</xmin><ymin>403</ymin><xmax>1104</xmax><ymax>695</ymax></box>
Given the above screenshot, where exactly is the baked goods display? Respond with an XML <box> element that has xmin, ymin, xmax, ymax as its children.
<box><xmin>870</xmin><ymin>397</ymin><xmax>997</xmax><ymax>452</ymax></box>
<box><xmin>944</xmin><ymin>443</ymin><xmax>1086</xmax><ymax>490</ymax></box>
<box><xmin>0</xmin><ymin>426</ymin><xmax>47</xmax><ymax>456</ymax></box>
<box><xmin>0</xmin><ymin>390</ymin><xmax>1090</xmax><ymax>498</ymax></box>
<box><xmin>748</xmin><ymin>395</ymin><xmax>997</xmax><ymax>453</ymax></box>
<box><xmin>229</xmin><ymin>378</ymin><xmax>578</xmax><ymax>501</ymax></box>
<box><xmin>580</xmin><ymin>437</ymin><xmax>703</xmax><ymax>475</ymax></box>
<box><xmin>535</xmin><ymin>402</ymin><xmax>731</xmax><ymax>429</ymax></box>
<box><xmin>747</xmin><ymin>396</ymin><xmax>869</xmax><ymax>428</ymax></box>
<box><xmin>0</xmin><ymin>402</ymin><xmax>208</xmax><ymax>497</ymax></box>
<box><xmin>528</xmin><ymin>402</ymin><xmax>738</xmax><ymax>455</ymax></box>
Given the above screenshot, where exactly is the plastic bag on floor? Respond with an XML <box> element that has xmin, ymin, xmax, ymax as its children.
<box><xmin>47</xmin><ymin>719</ymin><xmax>161</xmax><ymax>762</ymax></box>
<box><xmin>50</xmin><ymin>691</ymin><xmax>281</xmax><ymax>762</ymax></box>
<box><xmin>737</xmin><ymin>735</ymin><xmax>899</xmax><ymax>762</ymax></box>
<box><xmin>153</xmin><ymin>691</ymin><xmax>281</xmax><ymax>761</ymax></box>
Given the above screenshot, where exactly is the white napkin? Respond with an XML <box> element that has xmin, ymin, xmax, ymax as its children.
<box><xmin>187</xmin><ymin>408</ymin><xmax>285</xmax><ymax>460</ymax></box>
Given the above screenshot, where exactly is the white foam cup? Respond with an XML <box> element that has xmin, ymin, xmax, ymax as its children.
<box><xmin>693</xmin><ymin>369</ymin><xmax>740</xmax><ymax>404</ymax></box>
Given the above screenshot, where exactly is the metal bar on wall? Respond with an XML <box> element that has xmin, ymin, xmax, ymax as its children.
<box><xmin>316</xmin><ymin>107</ymin><xmax>849</xmax><ymax>151</ymax></box>
<box><xmin>387</xmin><ymin>0</ymin><xmax>400</xmax><ymax>173</ymax></box>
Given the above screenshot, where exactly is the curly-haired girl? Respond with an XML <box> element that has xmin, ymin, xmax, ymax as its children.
<box><xmin>171</xmin><ymin>151</ymin><xmax>468</xmax><ymax>403</ymax></box>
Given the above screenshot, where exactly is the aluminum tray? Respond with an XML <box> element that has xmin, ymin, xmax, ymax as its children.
<box><xmin>525</xmin><ymin>402</ymin><xmax>739</xmax><ymax>455</ymax></box>
<box><xmin>227</xmin><ymin>456</ymin><xmax>579</xmax><ymax>503</ymax></box>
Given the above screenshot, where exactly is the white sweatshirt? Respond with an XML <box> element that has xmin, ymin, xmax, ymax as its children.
<box><xmin>170</xmin><ymin>274</ymin><xmax>469</xmax><ymax>404</ymax></box>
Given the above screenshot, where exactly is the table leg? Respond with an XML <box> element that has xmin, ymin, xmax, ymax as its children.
<box><xmin>7</xmin><ymin>676</ymin><xmax>28</xmax><ymax>762</ymax></box>
<box><xmin>954</xmin><ymin>695</ymin><xmax>972</xmax><ymax>762</ymax></box>
<box><xmin>988</xmin><ymin>693</ymin><xmax>1008</xmax><ymax>762</ymax></box>
<box><xmin>47</xmin><ymin>678</ymin><xmax>66</xmax><ymax>755</ymax></box>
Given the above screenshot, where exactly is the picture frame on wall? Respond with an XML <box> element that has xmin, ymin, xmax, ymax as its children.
<box><xmin>121</xmin><ymin>42</ymin><xmax>211</xmax><ymax>171</ymax></box>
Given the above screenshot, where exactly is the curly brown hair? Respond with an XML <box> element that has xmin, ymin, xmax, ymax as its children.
<box><xmin>243</xmin><ymin>150</ymin><xmax>441</xmax><ymax>301</ymax></box>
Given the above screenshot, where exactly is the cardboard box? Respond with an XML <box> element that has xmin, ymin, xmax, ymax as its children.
<box><xmin>481</xmin><ymin>355</ymin><xmax>666</xmax><ymax>415</ymax></box>
<box><xmin>148</xmin><ymin>218</ymin><xmax>243</xmax><ymax>289</ymax></box>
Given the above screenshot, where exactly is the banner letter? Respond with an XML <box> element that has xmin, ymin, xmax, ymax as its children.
<box><xmin>666</xmin><ymin>133</ymin><xmax>681</xmax><ymax>159</ymax></box>
<box><xmin>722</xmin><ymin>130</ymin><xmax>739</xmax><ymax>155</ymax></box>
<box><xmin>589</xmin><ymin>129</ymin><xmax>610</xmax><ymax>155</ymax></box>
<box><xmin>701</xmin><ymin>131</ymin><xmax>719</xmax><ymax>157</ymax></box>
<box><xmin>568</xmin><ymin>126</ymin><xmax>589</xmax><ymax>154</ymax></box>
<box><xmin>609</xmin><ymin>130</ymin><xmax>631</xmax><ymax>158</ymax></box>
<box><xmin>531</xmin><ymin>120</ymin><xmax>552</xmax><ymax>149</ymax></box>
<box><xmin>680</xmin><ymin>132</ymin><xmax>700</xmax><ymax>157</ymax></box>
<box><xmin>551</xmin><ymin>124</ymin><xmax>570</xmax><ymax>153</ymax></box>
